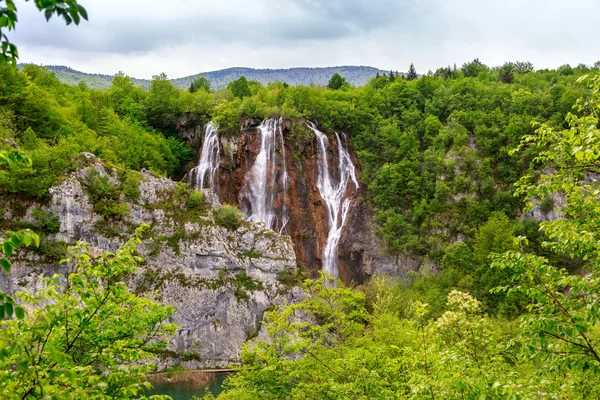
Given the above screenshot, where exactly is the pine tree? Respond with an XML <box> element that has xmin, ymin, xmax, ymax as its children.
<box><xmin>389</xmin><ymin>70</ymin><xmax>396</xmax><ymax>82</ymax></box>
<box><xmin>407</xmin><ymin>63</ymin><xmax>418</xmax><ymax>81</ymax></box>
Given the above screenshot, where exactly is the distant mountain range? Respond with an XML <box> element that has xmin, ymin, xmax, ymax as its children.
<box><xmin>26</xmin><ymin>65</ymin><xmax>389</xmax><ymax>90</ymax></box>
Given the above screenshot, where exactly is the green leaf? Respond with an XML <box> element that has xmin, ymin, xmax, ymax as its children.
<box><xmin>14</xmin><ymin>306</ymin><xmax>24</xmax><ymax>319</ymax></box>
<box><xmin>77</xmin><ymin>4</ymin><xmax>88</xmax><ymax>20</ymax></box>
<box><xmin>4</xmin><ymin>302</ymin><xmax>13</xmax><ymax>317</ymax></box>
<box><xmin>2</xmin><ymin>242</ymin><xmax>13</xmax><ymax>258</ymax></box>
<box><xmin>0</xmin><ymin>258</ymin><xmax>10</xmax><ymax>273</ymax></box>
<box><xmin>10</xmin><ymin>235</ymin><xmax>22</xmax><ymax>248</ymax></box>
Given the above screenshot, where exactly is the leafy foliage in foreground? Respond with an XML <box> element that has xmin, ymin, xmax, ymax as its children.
<box><xmin>490</xmin><ymin>73</ymin><xmax>600</xmax><ymax>392</ymax></box>
<box><xmin>0</xmin><ymin>227</ymin><xmax>177</xmax><ymax>399</ymax></box>
<box><xmin>211</xmin><ymin>275</ymin><xmax>580</xmax><ymax>399</ymax></box>
<box><xmin>1</xmin><ymin>0</ymin><xmax>88</xmax><ymax>64</ymax></box>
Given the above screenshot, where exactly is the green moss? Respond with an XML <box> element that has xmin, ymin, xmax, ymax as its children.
<box><xmin>155</xmin><ymin>228</ymin><xmax>185</xmax><ymax>254</ymax></box>
<box><xmin>233</xmin><ymin>271</ymin><xmax>264</xmax><ymax>301</ymax></box>
<box><xmin>241</xmin><ymin>249</ymin><xmax>262</xmax><ymax>259</ymax></box>
<box><xmin>136</xmin><ymin>266</ymin><xmax>264</xmax><ymax>302</ymax></box>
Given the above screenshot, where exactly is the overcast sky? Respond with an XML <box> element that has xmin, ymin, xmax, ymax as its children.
<box><xmin>10</xmin><ymin>0</ymin><xmax>600</xmax><ymax>79</ymax></box>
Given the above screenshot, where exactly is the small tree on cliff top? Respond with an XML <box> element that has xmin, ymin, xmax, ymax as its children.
<box><xmin>327</xmin><ymin>73</ymin><xmax>348</xmax><ymax>90</ymax></box>
<box><xmin>228</xmin><ymin>76</ymin><xmax>252</xmax><ymax>98</ymax></box>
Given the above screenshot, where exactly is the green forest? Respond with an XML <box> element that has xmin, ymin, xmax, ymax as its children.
<box><xmin>2</xmin><ymin>57</ymin><xmax>600</xmax><ymax>398</ymax></box>
<box><xmin>3</xmin><ymin>3</ymin><xmax>600</xmax><ymax>396</ymax></box>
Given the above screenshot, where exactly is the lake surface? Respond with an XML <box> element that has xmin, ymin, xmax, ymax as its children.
<box><xmin>146</xmin><ymin>372</ymin><xmax>228</xmax><ymax>399</ymax></box>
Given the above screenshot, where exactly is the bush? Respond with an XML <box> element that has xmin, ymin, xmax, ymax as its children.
<box><xmin>214</xmin><ymin>204</ymin><xmax>244</xmax><ymax>230</ymax></box>
<box><xmin>84</xmin><ymin>167</ymin><xmax>130</xmax><ymax>220</ymax></box>
<box><xmin>31</xmin><ymin>209</ymin><xmax>60</xmax><ymax>234</ymax></box>
<box><xmin>97</xmin><ymin>201</ymin><xmax>130</xmax><ymax>220</ymax></box>
<box><xmin>187</xmin><ymin>190</ymin><xmax>205</xmax><ymax>209</ymax></box>
<box><xmin>122</xmin><ymin>171</ymin><xmax>142</xmax><ymax>202</ymax></box>
<box><xmin>539</xmin><ymin>196</ymin><xmax>555</xmax><ymax>214</ymax></box>
<box><xmin>84</xmin><ymin>168</ymin><xmax>119</xmax><ymax>202</ymax></box>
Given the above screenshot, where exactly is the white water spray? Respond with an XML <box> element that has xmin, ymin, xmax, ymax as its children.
<box><xmin>241</xmin><ymin>118</ymin><xmax>289</xmax><ymax>232</ymax></box>
<box><xmin>190</xmin><ymin>122</ymin><xmax>220</xmax><ymax>191</ymax></box>
<box><xmin>308</xmin><ymin>122</ymin><xmax>359</xmax><ymax>280</ymax></box>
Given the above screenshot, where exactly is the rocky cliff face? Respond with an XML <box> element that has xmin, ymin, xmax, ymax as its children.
<box><xmin>0</xmin><ymin>155</ymin><xmax>301</xmax><ymax>368</ymax></box>
<box><xmin>187</xmin><ymin>118</ymin><xmax>421</xmax><ymax>284</ymax></box>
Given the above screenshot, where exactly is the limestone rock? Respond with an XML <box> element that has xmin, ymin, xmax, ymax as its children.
<box><xmin>1</xmin><ymin>160</ymin><xmax>298</xmax><ymax>368</ymax></box>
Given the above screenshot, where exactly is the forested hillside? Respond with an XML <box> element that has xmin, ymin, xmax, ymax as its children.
<box><xmin>4</xmin><ymin>59</ymin><xmax>600</xmax><ymax>398</ymax></box>
<box><xmin>33</xmin><ymin>65</ymin><xmax>385</xmax><ymax>90</ymax></box>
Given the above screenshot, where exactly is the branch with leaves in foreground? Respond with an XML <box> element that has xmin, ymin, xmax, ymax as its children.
<box><xmin>0</xmin><ymin>0</ymin><xmax>88</xmax><ymax>64</ymax></box>
<box><xmin>0</xmin><ymin>225</ymin><xmax>178</xmax><ymax>399</ymax></box>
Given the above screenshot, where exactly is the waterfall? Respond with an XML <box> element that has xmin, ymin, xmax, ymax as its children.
<box><xmin>308</xmin><ymin>122</ymin><xmax>359</xmax><ymax>281</ymax></box>
<box><xmin>241</xmin><ymin>118</ymin><xmax>289</xmax><ymax>233</ymax></box>
<box><xmin>190</xmin><ymin>122</ymin><xmax>220</xmax><ymax>191</ymax></box>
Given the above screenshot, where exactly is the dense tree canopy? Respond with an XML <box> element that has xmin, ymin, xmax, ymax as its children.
<box><xmin>3</xmin><ymin>55</ymin><xmax>600</xmax><ymax>397</ymax></box>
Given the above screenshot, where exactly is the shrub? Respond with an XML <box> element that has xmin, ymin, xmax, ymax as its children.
<box><xmin>214</xmin><ymin>204</ymin><xmax>244</xmax><ymax>230</ymax></box>
<box><xmin>122</xmin><ymin>171</ymin><xmax>142</xmax><ymax>202</ymax></box>
<box><xmin>97</xmin><ymin>201</ymin><xmax>130</xmax><ymax>220</ymax></box>
<box><xmin>187</xmin><ymin>190</ymin><xmax>205</xmax><ymax>209</ymax></box>
<box><xmin>83</xmin><ymin>168</ymin><xmax>131</xmax><ymax>220</ymax></box>
<box><xmin>31</xmin><ymin>209</ymin><xmax>60</xmax><ymax>234</ymax></box>
<box><xmin>539</xmin><ymin>196</ymin><xmax>555</xmax><ymax>214</ymax></box>
<box><xmin>84</xmin><ymin>167</ymin><xmax>119</xmax><ymax>202</ymax></box>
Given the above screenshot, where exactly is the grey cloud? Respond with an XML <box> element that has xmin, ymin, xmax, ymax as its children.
<box><xmin>11</xmin><ymin>0</ymin><xmax>434</xmax><ymax>54</ymax></box>
<box><xmin>10</xmin><ymin>0</ymin><xmax>600</xmax><ymax>79</ymax></box>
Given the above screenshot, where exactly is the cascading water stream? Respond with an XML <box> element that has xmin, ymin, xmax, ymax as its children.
<box><xmin>241</xmin><ymin>118</ymin><xmax>289</xmax><ymax>233</ymax></box>
<box><xmin>308</xmin><ymin>122</ymin><xmax>359</xmax><ymax>281</ymax></box>
<box><xmin>190</xmin><ymin>122</ymin><xmax>220</xmax><ymax>191</ymax></box>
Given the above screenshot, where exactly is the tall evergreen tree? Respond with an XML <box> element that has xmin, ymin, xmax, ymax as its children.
<box><xmin>407</xmin><ymin>63</ymin><xmax>418</xmax><ymax>80</ymax></box>
<box><xmin>388</xmin><ymin>70</ymin><xmax>396</xmax><ymax>82</ymax></box>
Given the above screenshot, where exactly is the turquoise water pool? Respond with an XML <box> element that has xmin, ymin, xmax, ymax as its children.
<box><xmin>146</xmin><ymin>373</ymin><xmax>228</xmax><ymax>399</ymax></box>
